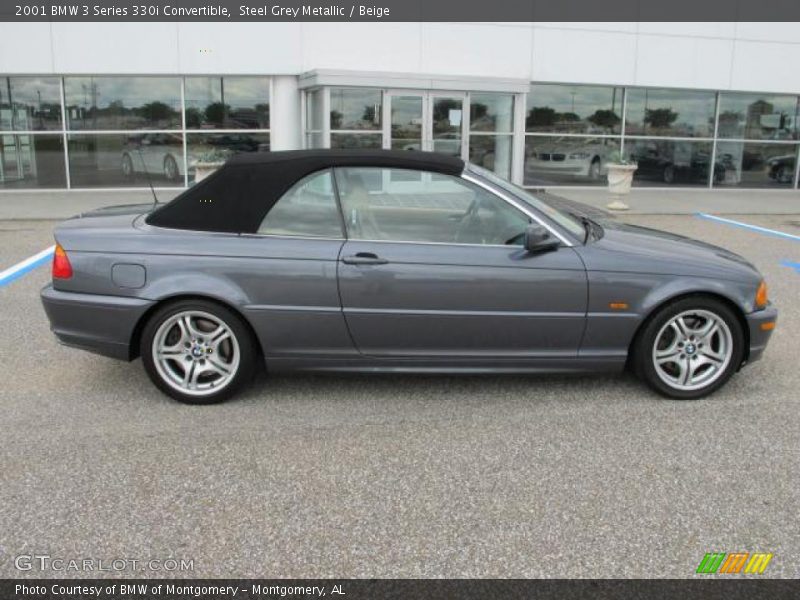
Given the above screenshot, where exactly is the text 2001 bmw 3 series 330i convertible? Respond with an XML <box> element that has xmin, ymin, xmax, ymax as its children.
<box><xmin>41</xmin><ymin>149</ymin><xmax>777</xmax><ymax>404</ymax></box>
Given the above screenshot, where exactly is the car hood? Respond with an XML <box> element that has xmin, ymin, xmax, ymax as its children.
<box><xmin>578</xmin><ymin>218</ymin><xmax>761</xmax><ymax>282</ymax></box>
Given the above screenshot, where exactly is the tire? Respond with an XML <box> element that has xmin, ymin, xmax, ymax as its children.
<box><xmin>164</xmin><ymin>155</ymin><xmax>179</xmax><ymax>181</ymax></box>
<box><xmin>140</xmin><ymin>299</ymin><xmax>257</xmax><ymax>404</ymax></box>
<box><xmin>662</xmin><ymin>164</ymin><xmax>675</xmax><ymax>184</ymax></box>
<box><xmin>632</xmin><ymin>296</ymin><xmax>745</xmax><ymax>400</ymax></box>
<box><xmin>588</xmin><ymin>158</ymin><xmax>601</xmax><ymax>180</ymax></box>
<box><xmin>121</xmin><ymin>153</ymin><xmax>134</xmax><ymax>179</ymax></box>
<box><xmin>777</xmin><ymin>165</ymin><xmax>793</xmax><ymax>184</ymax></box>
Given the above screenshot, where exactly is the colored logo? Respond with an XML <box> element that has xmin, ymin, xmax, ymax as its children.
<box><xmin>696</xmin><ymin>552</ymin><xmax>773</xmax><ymax>574</ymax></box>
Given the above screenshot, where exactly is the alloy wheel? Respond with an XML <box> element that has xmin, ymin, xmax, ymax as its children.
<box><xmin>121</xmin><ymin>154</ymin><xmax>133</xmax><ymax>178</ymax></box>
<box><xmin>151</xmin><ymin>310</ymin><xmax>240</xmax><ymax>397</ymax></box>
<box><xmin>651</xmin><ymin>309</ymin><xmax>733</xmax><ymax>392</ymax></box>
<box><xmin>164</xmin><ymin>156</ymin><xmax>179</xmax><ymax>180</ymax></box>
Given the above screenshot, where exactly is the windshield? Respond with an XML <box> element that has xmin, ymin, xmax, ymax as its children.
<box><xmin>466</xmin><ymin>163</ymin><xmax>586</xmax><ymax>240</ymax></box>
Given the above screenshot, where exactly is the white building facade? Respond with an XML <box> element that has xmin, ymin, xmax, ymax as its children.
<box><xmin>1</xmin><ymin>21</ymin><xmax>799</xmax><ymax>193</ymax></box>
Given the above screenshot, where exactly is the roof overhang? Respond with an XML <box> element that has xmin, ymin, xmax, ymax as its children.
<box><xmin>298</xmin><ymin>69</ymin><xmax>529</xmax><ymax>94</ymax></box>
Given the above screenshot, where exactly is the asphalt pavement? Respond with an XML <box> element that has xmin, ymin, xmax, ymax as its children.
<box><xmin>0</xmin><ymin>214</ymin><xmax>798</xmax><ymax>578</ymax></box>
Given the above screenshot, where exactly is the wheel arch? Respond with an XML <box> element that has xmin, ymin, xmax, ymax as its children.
<box><xmin>627</xmin><ymin>290</ymin><xmax>750</xmax><ymax>369</ymax></box>
<box><xmin>129</xmin><ymin>294</ymin><xmax>265</xmax><ymax>361</ymax></box>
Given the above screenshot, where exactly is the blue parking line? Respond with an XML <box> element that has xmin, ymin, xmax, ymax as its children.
<box><xmin>0</xmin><ymin>246</ymin><xmax>55</xmax><ymax>287</ymax></box>
<box><xmin>781</xmin><ymin>260</ymin><xmax>800</xmax><ymax>274</ymax></box>
<box><xmin>696</xmin><ymin>213</ymin><xmax>800</xmax><ymax>242</ymax></box>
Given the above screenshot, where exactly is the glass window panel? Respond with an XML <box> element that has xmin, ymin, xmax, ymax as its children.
<box><xmin>0</xmin><ymin>134</ymin><xmax>66</xmax><ymax>189</ymax></box>
<box><xmin>0</xmin><ymin>77</ymin><xmax>62</xmax><ymax>131</ymax></box>
<box><xmin>259</xmin><ymin>169</ymin><xmax>342</xmax><ymax>238</ymax></box>
<box><xmin>330</xmin><ymin>88</ymin><xmax>382</xmax><ymax>130</ymax></box>
<box><xmin>335</xmin><ymin>167</ymin><xmax>529</xmax><ymax>245</ymax></box>
<box><xmin>718</xmin><ymin>93</ymin><xmax>799</xmax><ymax>140</ymax></box>
<box><xmin>184</xmin><ymin>77</ymin><xmax>269</xmax><ymax>130</ymax></box>
<box><xmin>432</xmin><ymin>96</ymin><xmax>464</xmax><ymax>158</ymax></box>
<box><xmin>625</xmin><ymin>89</ymin><xmax>716</xmax><ymax>137</ymax></box>
<box><xmin>390</xmin><ymin>95</ymin><xmax>423</xmax><ymax>151</ymax></box>
<box><xmin>186</xmin><ymin>132</ymin><xmax>270</xmax><ymax>184</ymax></box>
<box><xmin>470</xmin><ymin>93</ymin><xmax>513</xmax><ymax>133</ymax></box>
<box><xmin>627</xmin><ymin>139</ymin><xmax>714</xmax><ymax>187</ymax></box>
<box><xmin>469</xmin><ymin>135</ymin><xmax>512</xmax><ymax>180</ymax></box>
<box><xmin>714</xmin><ymin>142</ymin><xmax>797</xmax><ymax>187</ymax></box>
<box><xmin>526</xmin><ymin>84</ymin><xmax>622</xmax><ymax>134</ymax></box>
<box><xmin>64</xmin><ymin>77</ymin><xmax>181</xmax><ymax>131</ymax></box>
<box><xmin>68</xmin><ymin>133</ymin><xmax>184</xmax><ymax>187</ymax></box>
<box><xmin>306</xmin><ymin>89</ymin><xmax>324</xmax><ymax>131</ymax></box>
<box><xmin>330</xmin><ymin>132</ymin><xmax>382</xmax><ymax>149</ymax></box>
<box><xmin>305</xmin><ymin>132</ymin><xmax>325</xmax><ymax>149</ymax></box>
<box><xmin>524</xmin><ymin>136</ymin><xmax>619</xmax><ymax>186</ymax></box>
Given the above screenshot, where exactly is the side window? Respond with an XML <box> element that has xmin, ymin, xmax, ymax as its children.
<box><xmin>334</xmin><ymin>167</ymin><xmax>530</xmax><ymax>245</ymax></box>
<box><xmin>258</xmin><ymin>169</ymin><xmax>343</xmax><ymax>238</ymax></box>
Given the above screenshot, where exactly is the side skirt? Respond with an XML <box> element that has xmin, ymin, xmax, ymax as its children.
<box><xmin>264</xmin><ymin>356</ymin><xmax>627</xmax><ymax>374</ymax></box>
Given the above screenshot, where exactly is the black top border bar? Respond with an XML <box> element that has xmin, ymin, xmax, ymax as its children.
<box><xmin>3</xmin><ymin>0</ymin><xmax>800</xmax><ymax>22</ymax></box>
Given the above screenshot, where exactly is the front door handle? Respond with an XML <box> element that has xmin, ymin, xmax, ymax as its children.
<box><xmin>341</xmin><ymin>252</ymin><xmax>389</xmax><ymax>265</ymax></box>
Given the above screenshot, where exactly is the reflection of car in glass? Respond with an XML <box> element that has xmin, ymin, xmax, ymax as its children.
<box><xmin>767</xmin><ymin>155</ymin><xmax>795</xmax><ymax>184</ymax></box>
<box><xmin>204</xmin><ymin>133</ymin><xmax>267</xmax><ymax>153</ymax></box>
<box><xmin>121</xmin><ymin>133</ymin><xmax>184</xmax><ymax>181</ymax></box>
<box><xmin>188</xmin><ymin>133</ymin><xmax>270</xmax><ymax>168</ymax></box>
<box><xmin>526</xmin><ymin>138</ymin><xmax>612</xmax><ymax>180</ymax></box>
<box><xmin>631</xmin><ymin>141</ymin><xmax>730</xmax><ymax>184</ymax></box>
<box><xmin>42</xmin><ymin>150</ymin><xmax>776</xmax><ymax>404</ymax></box>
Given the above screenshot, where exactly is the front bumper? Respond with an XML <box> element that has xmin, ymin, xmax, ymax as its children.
<box><xmin>41</xmin><ymin>284</ymin><xmax>155</xmax><ymax>361</ymax></box>
<box><xmin>526</xmin><ymin>161</ymin><xmax>588</xmax><ymax>175</ymax></box>
<box><xmin>744</xmin><ymin>304</ymin><xmax>778</xmax><ymax>365</ymax></box>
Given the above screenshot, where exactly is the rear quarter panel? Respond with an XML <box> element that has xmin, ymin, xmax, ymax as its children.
<box><xmin>54</xmin><ymin>218</ymin><xmax>353</xmax><ymax>358</ymax></box>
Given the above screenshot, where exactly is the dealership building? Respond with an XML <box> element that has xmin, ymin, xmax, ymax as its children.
<box><xmin>1</xmin><ymin>21</ymin><xmax>800</xmax><ymax>198</ymax></box>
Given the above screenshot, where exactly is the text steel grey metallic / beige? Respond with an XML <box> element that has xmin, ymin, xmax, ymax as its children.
<box><xmin>40</xmin><ymin>150</ymin><xmax>777</xmax><ymax>403</ymax></box>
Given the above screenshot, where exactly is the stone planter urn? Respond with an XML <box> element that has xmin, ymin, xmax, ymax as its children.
<box><xmin>192</xmin><ymin>161</ymin><xmax>226</xmax><ymax>184</ymax></box>
<box><xmin>606</xmin><ymin>163</ymin><xmax>638</xmax><ymax>210</ymax></box>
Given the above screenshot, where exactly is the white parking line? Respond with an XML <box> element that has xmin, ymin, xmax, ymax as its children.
<box><xmin>0</xmin><ymin>246</ymin><xmax>55</xmax><ymax>287</ymax></box>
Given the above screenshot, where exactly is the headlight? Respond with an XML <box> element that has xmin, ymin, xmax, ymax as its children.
<box><xmin>569</xmin><ymin>152</ymin><xmax>591</xmax><ymax>159</ymax></box>
<box><xmin>755</xmin><ymin>280</ymin><xmax>768</xmax><ymax>309</ymax></box>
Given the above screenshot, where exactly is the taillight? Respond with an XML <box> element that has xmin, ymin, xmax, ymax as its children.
<box><xmin>52</xmin><ymin>244</ymin><xmax>73</xmax><ymax>279</ymax></box>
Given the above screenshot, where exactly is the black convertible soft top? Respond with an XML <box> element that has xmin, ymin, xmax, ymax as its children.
<box><xmin>146</xmin><ymin>149</ymin><xmax>465</xmax><ymax>233</ymax></box>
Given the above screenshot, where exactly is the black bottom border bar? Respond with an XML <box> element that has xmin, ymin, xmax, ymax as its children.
<box><xmin>2</xmin><ymin>579</ymin><xmax>799</xmax><ymax>600</ymax></box>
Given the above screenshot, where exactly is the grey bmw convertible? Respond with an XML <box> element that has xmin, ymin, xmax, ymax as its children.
<box><xmin>41</xmin><ymin>149</ymin><xmax>776</xmax><ymax>404</ymax></box>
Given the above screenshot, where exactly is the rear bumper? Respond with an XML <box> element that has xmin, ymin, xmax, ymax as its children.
<box><xmin>744</xmin><ymin>304</ymin><xmax>778</xmax><ymax>365</ymax></box>
<box><xmin>41</xmin><ymin>284</ymin><xmax>154</xmax><ymax>361</ymax></box>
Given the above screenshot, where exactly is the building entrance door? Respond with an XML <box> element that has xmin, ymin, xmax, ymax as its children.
<box><xmin>385</xmin><ymin>91</ymin><xmax>467</xmax><ymax>160</ymax></box>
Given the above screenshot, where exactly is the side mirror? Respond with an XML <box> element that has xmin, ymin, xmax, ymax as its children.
<box><xmin>524</xmin><ymin>224</ymin><xmax>560</xmax><ymax>254</ymax></box>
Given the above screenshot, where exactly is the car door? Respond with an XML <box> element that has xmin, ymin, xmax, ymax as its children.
<box><xmin>334</xmin><ymin>167</ymin><xmax>587</xmax><ymax>359</ymax></box>
<box><xmin>237</xmin><ymin>168</ymin><xmax>354</xmax><ymax>358</ymax></box>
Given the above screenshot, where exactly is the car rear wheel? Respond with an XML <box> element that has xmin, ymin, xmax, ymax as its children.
<box><xmin>141</xmin><ymin>300</ymin><xmax>257</xmax><ymax>404</ymax></box>
<box><xmin>164</xmin><ymin>155</ymin><xmax>179</xmax><ymax>181</ymax></box>
<box><xmin>633</xmin><ymin>297</ymin><xmax>744</xmax><ymax>400</ymax></box>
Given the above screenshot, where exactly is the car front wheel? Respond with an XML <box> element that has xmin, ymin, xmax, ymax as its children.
<box><xmin>633</xmin><ymin>297</ymin><xmax>745</xmax><ymax>400</ymax></box>
<box><xmin>141</xmin><ymin>300</ymin><xmax>257</xmax><ymax>404</ymax></box>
